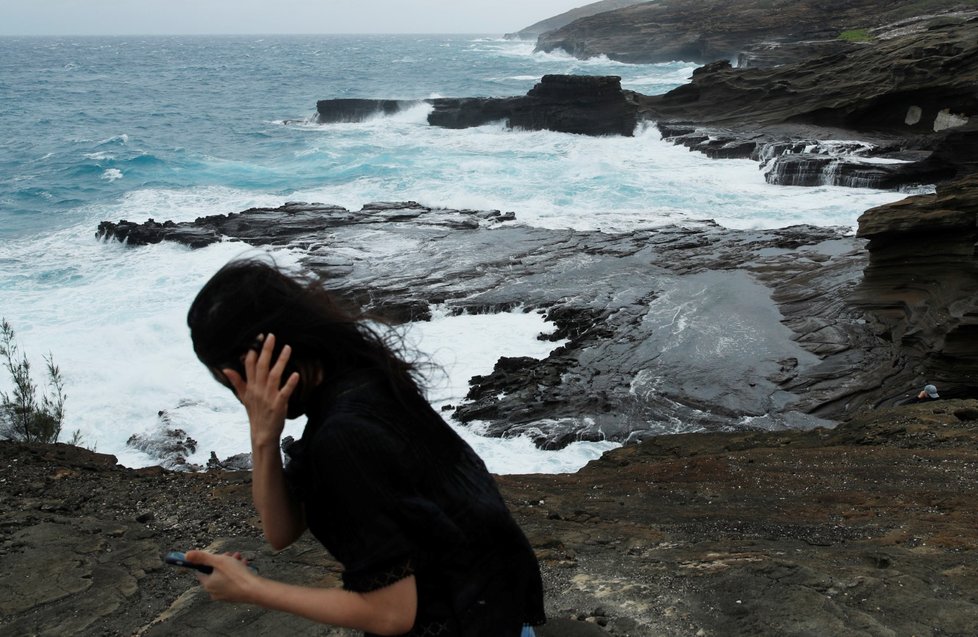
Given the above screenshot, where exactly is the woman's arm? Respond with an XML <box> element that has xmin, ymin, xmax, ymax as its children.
<box><xmin>184</xmin><ymin>551</ymin><xmax>417</xmax><ymax>636</ymax></box>
<box><xmin>223</xmin><ymin>333</ymin><xmax>306</xmax><ymax>549</ymax></box>
<box><xmin>250</xmin><ymin>437</ymin><xmax>306</xmax><ymax>549</ymax></box>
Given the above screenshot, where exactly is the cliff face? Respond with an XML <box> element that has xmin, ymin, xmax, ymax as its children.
<box><xmin>641</xmin><ymin>17</ymin><xmax>978</xmax><ymax>135</ymax></box>
<box><xmin>5</xmin><ymin>401</ymin><xmax>978</xmax><ymax>636</ymax></box>
<box><xmin>535</xmin><ymin>0</ymin><xmax>978</xmax><ymax>65</ymax></box>
<box><xmin>852</xmin><ymin>167</ymin><xmax>978</xmax><ymax>400</ymax></box>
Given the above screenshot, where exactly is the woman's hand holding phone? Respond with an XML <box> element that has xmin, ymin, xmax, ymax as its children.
<box><xmin>180</xmin><ymin>550</ymin><xmax>262</xmax><ymax>603</ymax></box>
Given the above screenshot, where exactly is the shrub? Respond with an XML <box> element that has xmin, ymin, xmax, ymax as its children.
<box><xmin>839</xmin><ymin>29</ymin><xmax>873</xmax><ymax>42</ymax></box>
<box><xmin>0</xmin><ymin>319</ymin><xmax>67</xmax><ymax>444</ymax></box>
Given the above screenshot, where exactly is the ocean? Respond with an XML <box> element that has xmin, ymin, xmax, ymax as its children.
<box><xmin>0</xmin><ymin>34</ymin><xmax>909</xmax><ymax>473</ymax></box>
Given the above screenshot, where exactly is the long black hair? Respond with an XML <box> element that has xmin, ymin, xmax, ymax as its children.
<box><xmin>187</xmin><ymin>257</ymin><xmax>427</xmax><ymax>415</ymax></box>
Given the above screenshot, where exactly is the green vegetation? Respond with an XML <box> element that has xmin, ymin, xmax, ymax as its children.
<box><xmin>839</xmin><ymin>29</ymin><xmax>873</xmax><ymax>42</ymax></box>
<box><xmin>0</xmin><ymin>318</ymin><xmax>68</xmax><ymax>444</ymax></box>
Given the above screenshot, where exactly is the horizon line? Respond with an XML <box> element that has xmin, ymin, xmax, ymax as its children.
<box><xmin>0</xmin><ymin>31</ymin><xmax>524</xmax><ymax>38</ymax></box>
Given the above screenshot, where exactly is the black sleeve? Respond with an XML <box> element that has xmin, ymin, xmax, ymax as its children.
<box><xmin>302</xmin><ymin>414</ymin><xmax>420</xmax><ymax>592</ymax></box>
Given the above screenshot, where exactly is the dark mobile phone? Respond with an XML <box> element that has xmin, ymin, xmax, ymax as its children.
<box><xmin>164</xmin><ymin>550</ymin><xmax>213</xmax><ymax>574</ymax></box>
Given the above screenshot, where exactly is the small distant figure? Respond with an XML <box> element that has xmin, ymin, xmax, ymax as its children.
<box><xmin>911</xmin><ymin>384</ymin><xmax>941</xmax><ymax>403</ymax></box>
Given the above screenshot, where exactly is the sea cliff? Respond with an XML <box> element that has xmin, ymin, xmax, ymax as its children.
<box><xmin>533</xmin><ymin>0</ymin><xmax>978</xmax><ymax>66</ymax></box>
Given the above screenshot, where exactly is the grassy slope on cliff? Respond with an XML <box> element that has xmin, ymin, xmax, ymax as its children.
<box><xmin>535</xmin><ymin>0</ymin><xmax>978</xmax><ymax>62</ymax></box>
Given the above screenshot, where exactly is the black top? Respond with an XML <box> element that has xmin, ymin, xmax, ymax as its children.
<box><xmin>283</xmin><ymin>373</ymin><xmax>546</xmax><ymax>637</ymax></box>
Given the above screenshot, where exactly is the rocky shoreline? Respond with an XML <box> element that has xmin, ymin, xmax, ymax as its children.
<box><xmin>5</xmin><ymin>400</ymin><xmax>978</xmax><ymax>635</ymax></box>
<box><xmin>97</xmin><ymin>203</ymin><xmax>868</xmax><ymax>455</ymax></box>
<box><xmin>93</xmin><ymin>172</ymin><xmax>978</xmax><ymax>453</ymax></box>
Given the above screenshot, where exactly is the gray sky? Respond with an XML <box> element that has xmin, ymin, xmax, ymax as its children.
<box><xmin>0</xmin><ymin>0</ymin><xmax>588</xmax><ymax>36</ymax></box>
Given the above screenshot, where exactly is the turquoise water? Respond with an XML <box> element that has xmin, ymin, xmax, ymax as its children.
<box><xmin>0</xmin><ymin>35</ymin><xmax>696</xmax><ymax>238</ymax></box>
<box><xmin>0</xmin><ymin>35</ymin><xmax>908</xmax><ymax>470</ymax></box>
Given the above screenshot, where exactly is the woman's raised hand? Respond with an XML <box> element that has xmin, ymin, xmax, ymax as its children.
<box><xmin>222</xmin><ymin>333</ymin><xmax>301</xmax><ymax>447</ymax></box>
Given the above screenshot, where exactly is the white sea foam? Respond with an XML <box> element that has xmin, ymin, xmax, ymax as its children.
<box><xmin>623</xmin><ymin>66</ymin><xmax>697</xmax><ymax>88</ymax></box>
<box><xmin>101</xmin><ymin>168</ymin><xmax>123</xmax><ymax>182</ymax></box>
<box><xmin>96</xmin><ymin>133</ymin><xmax>129</xmax><ymax>146</ymax></box>
<box><xmin>0</xmin><ymin>228</ymin><xmax>273</xmax><ymax>466</ymax></box>
<box><xmin>0</xmin><ymin>229</ymin><xmax>616</xmax><ymax>473</ymax></box>
<box><xmin>277</xmin><ymin>119</ymin><xmax>907</xmax><ymax>232</ymax></box>
<box><xmin>406</xmin><ymin>308</ymin><xmax>619</xmax><ymax>474</ymax></box>
<box><xmin>107</xmin><ymin>186</ymin><xmax>288</xmax><ymax>224</ymax></box>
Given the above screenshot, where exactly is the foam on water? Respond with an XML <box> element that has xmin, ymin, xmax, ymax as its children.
<box><xmin>407</xmin><ymin>308</ymin><xmax>619</xmax><ymax>474</ymax></box>
<box><xmin>0</xmin><ymin>234</ymin><xmax>612</xmax><ymax>473</ymax></box>
<box><xmin>269</xmin><ymin>120</ymin><xmax>907</xmax><ymax>232</ymax></box>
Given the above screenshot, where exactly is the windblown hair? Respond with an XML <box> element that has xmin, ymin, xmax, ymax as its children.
<box><xmin>187</xmin><ymin>257</ymin><xmax>425</xmax><ymax>412</ymax></box>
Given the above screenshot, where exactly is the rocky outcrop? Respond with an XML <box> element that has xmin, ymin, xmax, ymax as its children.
<box><xmin>315</xmin><ymin>98</ymin><xmax>422</xmax><ymax>123</ymax></box>
<box><xmin>5</xmin><ymin>399</ymin><xmax>978</xmax><ymax>635</ymax></box>
<box><xmin>316</xmin><ymin>75</ymin><xmax>642</xmax><ymax>137</ymax></box>
<box><xmin>96</xmin><ymin>201</ymin><xmax>510</xmax><ymax>249</ymax></box>
<box><xmin>850</xmin><ymin>172</ymin><xmax>978</xmax><ymax>402</ymax></box>
<box><xmin>431</xmin><ymin>74</ymin><xmax>639</xmax><ymax>136</ymax></box>
<box><xmin>763</xmin><ymin>153</ymin><xmax>947</xmax><ymax>189</ymax></box>
<box><xmin>534</xmin><ymin>0</ymin><xmax>977</xmax><ymax>66</ymax></box>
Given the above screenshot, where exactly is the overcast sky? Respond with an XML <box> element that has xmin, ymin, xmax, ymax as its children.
<box><xmin>0</xmin><ymin>0</ymin><xmax>589</xmax><ymax>36</ymax></box>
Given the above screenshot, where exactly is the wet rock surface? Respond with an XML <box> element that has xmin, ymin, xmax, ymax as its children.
<box><xmin>4</xmin><ymin>400</ymin><xmax>978</xmax><ymax>635</ymax></box>
<box><xmin>98</xmin><ymin>201</ymin><xmax>893</xmax><ymax>448</ymax></box>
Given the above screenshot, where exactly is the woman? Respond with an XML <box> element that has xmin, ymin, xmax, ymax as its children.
<box><xmin>183</xmin><ymin>258</ymin><xmax>546</xmax><ymax>637</ymax></box>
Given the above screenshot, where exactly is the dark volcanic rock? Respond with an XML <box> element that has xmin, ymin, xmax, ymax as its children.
<box><xmin>849</xmin><ymin>172</ymin><xmax>978</xmax><ymax>403</ymax></box>
<box><xmin>430</xmin><ymin>75</ymin><xmax>640</xmax><ymax>137</ymax></box>
<box><xmin>96</xmin><ymin>201</ymin><xmax>510</xmax><ymax>250</ymax></box>
<box><xmin>6</xmin><ymin>401</ymin><xmax>978</xmax><ymax>635</ymax></box>
<box><xmin>315</xmin><ymin>98</ymin><xmax>423</xmax><ymax>123</ymax></box>
<box><xmin>126</xmin><ymin>420</ymin><xmax>200</xmax><ymax>472</ymax></box>
<box><xmin>735</xmin><ymin>38</ymin><xmax>858</xmax><ymax>69</ymax></box>
<box><xmin>314</xmin><ymin>75</ymin><xmax>642</xmax><ymax>137</ymax></box>
<box><xmin>642</xmin><ymin>19</ymin><xmax>978</xmax><ymax>192</ymax></box>
<box><xmin>764</xmin><ymin>153</ymin><xmax>949</xmax><ymax>189</ymax></box>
